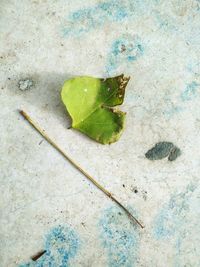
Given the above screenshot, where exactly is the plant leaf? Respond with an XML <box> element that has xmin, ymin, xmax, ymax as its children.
<box><xmin>61</xmin><ymin>74</ymin><xmax>130</xmax><ymax>144</ymax></box>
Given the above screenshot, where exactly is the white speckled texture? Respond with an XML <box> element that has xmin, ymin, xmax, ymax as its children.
<box><xmin>1</xmin><ymin>0</ymin><xmax>200</xmax><ymax>266</ymax></box>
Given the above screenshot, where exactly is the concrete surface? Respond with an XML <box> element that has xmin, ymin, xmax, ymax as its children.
<box><xmin>1</xmin><ymin>0</ymin><xmax>200</xmax><ymax>266</ymax></box>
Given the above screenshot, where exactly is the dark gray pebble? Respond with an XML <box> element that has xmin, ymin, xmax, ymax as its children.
<box><xmin>145</xmin><ymin>141</ymin><xmax>181</xmax><ymax>161</ymax></box>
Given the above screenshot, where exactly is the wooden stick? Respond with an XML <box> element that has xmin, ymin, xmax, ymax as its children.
<box><xmin>19</xmin><ymin>110</ymin><xmax>144</xmax><ymax>229</ymax></box>
<box><xmin>31</xmin><ymin>250</ymin><xmax>46</xmax><ymax>261</ymax></box>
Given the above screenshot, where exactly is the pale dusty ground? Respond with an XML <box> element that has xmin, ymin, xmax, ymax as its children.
<box><xmin>0</xmin><ymin>1</ymin><xmax>200</xmax><ymax>266</ymax></box>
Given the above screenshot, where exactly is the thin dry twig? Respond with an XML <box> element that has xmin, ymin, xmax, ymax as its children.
<box><xmin>31</xmin><ymin>250</ymin><xmax>46</xmax><ymax>261</ymax></box>
<box><xmin>19</xmin><ymin>110</ymin><xmax>144</xmax><ymax>229</ymax></box>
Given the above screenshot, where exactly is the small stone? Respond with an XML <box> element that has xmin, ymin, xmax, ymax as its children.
<box><xmin>168</xmin><ymin>147</ymin><xmax>181</xmax><ymax>161</ymax></box>
<box><xmin>18</xmin><ymin>79</ymin><xmax>34</xmax><ymax>91</ymax></box>
<box><xmin>131</xmin><ymin>185</ymin><xmax>138</xmax><ymax>193</ymax></box>
<box><xmin>145</xmin><ymin>141</ymin><xmax>181</xmax><ymax>161</ymax></box>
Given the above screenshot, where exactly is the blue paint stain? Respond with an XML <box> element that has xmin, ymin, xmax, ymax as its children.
<box><xmin>106</xmin><ymin>35</ymin><xmax>144</xmax><ymax>75</ymax></box>
<box><xmin>153</xmin><ymin>10</ymin><xmax>178</xmax><ymax>32</ymax></box>
<box><xmin>154</xmin><ymin>183</ymin><xmax>196</xmax><ymax>239</ymax></box>
<box><xmin>153</xmin><ymin>182</ymin><xmax>199</xmax><ymax>266</ymax></box>
<box><xmin>186</xmin><ymin>61</ymin><xmax>200</xmax><ymax>75</ymax></box>
<box><xmin>99</xmin><ymin>206</ymin><xmax>139</xmax><ymax>267</ymax></box>
<box><xmin>181</xmin><ymin>81</ymin><xmax>200</xmax><ymax>101</ymax></box>
<box><xmin>61</xmin><ymin>0</ymin><xmax>156</xmax><ymax>38</ymax></box>
<box><xmin>62</xmin><ymin>0</ymin><xmax>133</xmax><ymax>37</ymax></box>
<box><xmin>19</xmin><ymin>225</ymin><xmax>80</xmax><ymax>267</ymax></box>
<box><xmin>163</xmin><ymin>105</ymin><xmax>184</xmax><ymax>119</ymax></box>
<box><xmin>163</xmin><ymin>80</ymin><xmax>200</xmax><ymax>118</ymax></box>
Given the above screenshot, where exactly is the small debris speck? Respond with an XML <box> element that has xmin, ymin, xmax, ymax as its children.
<box><xmin>131</xmin><ymin>186</ymin><xmax>138</xmax><ymax>193</ymax></box>
<box><xmin>121</xmin><ymin>44</ymin><xmax>126</xmax><ymax>52</ymax></box>
<box><xmin>38</xmin><ymin>140</ymin><xmax>43</xmax><ymax>145</ymax></box>
<box><xmin>18</xmin><ymin>79</ymin><xmax>34</xmax><ymax>91</ymax></box>
<box><xmin>142</xmin><ymin>190</ymin><xmax>147</xmax><ymax>201</ymax></box>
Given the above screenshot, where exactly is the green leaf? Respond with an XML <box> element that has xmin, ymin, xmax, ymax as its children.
<box><xmin>61</xmin><ymin>74</ymin><xmax>130</xmax><ymax>144</ymax></box>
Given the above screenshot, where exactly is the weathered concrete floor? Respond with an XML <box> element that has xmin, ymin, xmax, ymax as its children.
<box><xmin>1</xmin><ymin>1</ymin><xmax>200</xmax><ymax>266</ymax></box>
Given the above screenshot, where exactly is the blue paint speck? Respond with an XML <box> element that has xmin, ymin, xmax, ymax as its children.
<box><xmin>19</xmin><ymin>225</ymin><xmax>80</xmax><ymax>267</ymax></box>
<box><xmin>163</xmin><ymin>105</ymin><xmax>184</xmax><ymax>119</ymax></box>
<box><xmin>186</xmin><ymin>61</ymin><xmax>200</xmax><ymax>75</ymax></box>
<box><xmin>106</xmin><ymin>34</ymin><xmax>144</xmax><ymax>75</ymax></box>
<box><xmin>153</xmin><ymin>10</ymin><xmax>178</xmax><ymax>32</ymax></box>
<box><xmin>181</xmin><ymin>81</ymin><xmax>199</xmax><ymax>101</ymax></box>
<box><xmin>99</xmin><ymin>206</ymin><xmax>140</xmax><ymax>267</ymax></box>
<box><xmin>163</xmin><ymin>80</ymin><xmax>200</xmax><ymax>118</ymax></box>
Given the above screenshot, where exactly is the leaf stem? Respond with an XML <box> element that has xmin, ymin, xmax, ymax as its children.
<box><xmin>19</xmin><ymin>110</ymin><xmax>144</xmax><ymax>229</ymax></box>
